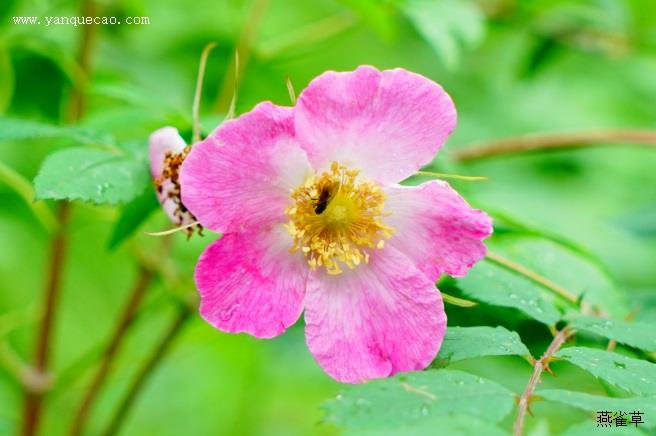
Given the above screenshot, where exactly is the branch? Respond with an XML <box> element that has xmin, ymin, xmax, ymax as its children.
<box><xmin>453</xmin><ymin>129</ymin><xmax>656</xmax><ymax>162</ymax></box>
<box><xmin>21</xmin><ymin>203</ymin><xmax>70</xmax><ymax>436</ymax></box>
<box><xmin>22</xmin><ymin>1</ymin><xmax>98</xmax><ymax>434</ymax></box>
<box><xmin>101</xmin><ymin>306</ymin><xmax>191</xmax><ymax>436</ymax></box>
<box><xmin>513</xmin><ymin>326</ymin><xmax>575</xmax><ymax>436</ymax></box>
<box><xmin>68</xmin><ymin>266</ymin><xmax>154</xmax><ymax>436</ymax></box>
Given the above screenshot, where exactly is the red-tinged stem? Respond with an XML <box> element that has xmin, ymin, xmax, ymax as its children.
<box><xmin>21</xmin><ymin>1</ymin><xmax>98</xmax><ymax>434</ymax></box>
<box><xmin>513</xmin><ymin>326</ymin><xmax>575</xmax><ymax>436</ymax></box>
<box><xmin>21</xmin><ymin>203</ymin><xmax>70</xmax><ymax>436</ymax></box>
<box><xmin>68</xmin><ymin>267</ymin><xmax>153</xmax><ymax>436</ymax></box>
<box><xmin>101</xmin><ymin>306</ymin><xmax>191</xmax><ymax>436</ymax></box>
<box><xmin>453</xmin><ymin>129</ymin><xmax>656</xmax><ymax>162</ymax></box>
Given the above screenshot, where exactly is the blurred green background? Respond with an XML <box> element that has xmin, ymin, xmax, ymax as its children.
<box><xmin>1</xmin><ymin>0</ymin><xmax>655</xmax><ymax>435</ymax></box>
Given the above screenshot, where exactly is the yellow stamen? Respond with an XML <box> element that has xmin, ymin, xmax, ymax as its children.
<box><xmin>285</xmin><ymin>162</ymin><xmax>394</xmax><ymax>274</ymax></box>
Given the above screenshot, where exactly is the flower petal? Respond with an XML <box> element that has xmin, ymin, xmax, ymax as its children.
<box><xmin>180</xmin><ymin>102</ymin><xmax>312</xmax><ymax>233</ymax></box>
<box><xmin>304</xmin><ymin>246</ymin><xmax>446</xmax><ymax>383</ymax></box>
<box><xmin>196</xmin><ymin>225</ymin><xmax>307</xmax><ymax>339</ymax></box>
<box><xmin>149</xmin><ymin>126</ymin><xmax>187</xmax><ymax>177</ymax></box>
<box><xmin>384</xmin><ymin>181</ymin><xmax>492</xmax><ymax>281</ymax></box>
<box><xmin>294</xmin><ymin>65</ymin><xmax>456</xmax><ymax>184</ymax></box>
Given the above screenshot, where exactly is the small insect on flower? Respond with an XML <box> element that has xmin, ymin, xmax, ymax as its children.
<box><xmin>179</xmin><ymin>65</ymin><xmax>493</xmax><ymax>383</ymax></box>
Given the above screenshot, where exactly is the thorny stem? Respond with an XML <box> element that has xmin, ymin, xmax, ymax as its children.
<box><xmin>513</xmin><ymin>326</ymin><xmax>575</xmax><ymax>436</ymax></box>
<box><xmin>214</xmin><ymin>0</ymin><xmax>269</xmax><ymax>112</ymax></box>
<box><xmin>22</xmin><ymin>0</ymin><xmax>98</xmax><ymax>434</ymax></box>
<box><xmin>101</xmin><ymin>306</ymin><xmax>191</xmax><ymax>436</ymax></box>
<box><xmin>68</xmin><ymin>266</ymin><xmax>154</xmax><ymax>436</ymax></box>
<box><xmin>486</xmin><ymin>251</ymin><xmax>579</xmax><ymax>305</ymax></box>
<box><xmin>453</xmin><ymin>129</ymin><xmax>656</xmax><ymax>162</ymax></box>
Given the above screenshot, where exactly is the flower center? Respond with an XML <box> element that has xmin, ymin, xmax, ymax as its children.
<box><xmin>285</xmin><ymin>162</ymin><xmax>394</xmax><ymax>275</ymax></box>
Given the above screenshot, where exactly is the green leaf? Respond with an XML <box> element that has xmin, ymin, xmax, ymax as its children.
<box><xmin>342</xmin><ymin>415</ymin><xmax>506</xmax><ymax>436</ymax></box>
<box><xmin>562</xmin><ymin>421</ymin><xmax>645</xmax><ymax>436</ymax></box>
<box><xmin>0</xmin><ymin>117</ymin><xmax>114</xmax><ymax>145</ymax></box>
<box><xmin>538</xmin><ymin>389</ymin><xmax>656</xmax><ymax>428</ymax></box>
<box><xmin>458</xmin><ymin>259</ymin><xmax>562</xmax><ymax>325</ymax></box>
<box><xmin>401</xmin><ymin>0</ymin><xmax>485</xmax><ymax>69</ymax></box>
<box><xmin>323</xmin><ymin>370</ymin><xmax>514</xmax><ymax>430</ymax></box>
<box><xmin>434</xmin><ymin>326</ymin><xmax>530</xmax><ymax>366</ymax></box>
<box><xmin>107</xmin><ymin>188</ymin><xmax>159</xmax><ymax>249</ymax></box>
<box><xmin>571</xmin><ymin>316</ymin><xmax>656</xmax><ymax>352</ymax></box>
<box><xmin>34</xmin><ymin>147</ymin><xmax>149</xmax><ymax>205</ymax></box>
<box><xmin>555</xmin><ymin>347</ymin><xmax>656</xmax><ymax>396</ymax></box>
<box><xmin>490</xmin><ymin>235</ymin><xmax>628</xmax><ymax>319</ymax></box>
<box><xmin>458</xmin><ymin>234</ymin><xmax>629</xmax><ymax>325</ymax></box>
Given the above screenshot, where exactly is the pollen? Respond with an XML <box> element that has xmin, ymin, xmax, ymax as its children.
<box><xmin>285</xmin><ymin>162</ymin><xmax>395</xmax><ymax>275</ymax></box>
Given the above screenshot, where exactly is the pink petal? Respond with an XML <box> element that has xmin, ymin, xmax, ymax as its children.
<box><xmin>294</xmin><ymin>65</ymin><xmax>456</xmax><ymax>185</ymax></box>
<box><xmin>196</xmin><ymin>225</ymin><xmax>308</xmax><ymax>339</ymax></box>
<box><xmin>385</xmin><ymin>181</ymin><xmax>492</xmax><ymax>281</ymax></box>
<box><xmin>148</xmin><ymin>127</ymin><xmax>187</xmax><ymax>177</ymax></box>
<box><xmin>180</xmin><ymin>102</ymin><xmax>312</xmax><ymax>233</ymax></box>
<box><xmin>304</xmin><ymin>246</ymin><xmax>446</xmax><ymax>383</ymax></box>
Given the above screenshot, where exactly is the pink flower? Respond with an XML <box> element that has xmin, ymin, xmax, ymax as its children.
<box><xmin>149</xmin><ymin>127</ymin><xmax>199</xmax><ymax>231</ymax></box>
<box><xmin>179</xmin><ymin>66</ymin><xmax>492</xmax><ymax>383</ymax></box>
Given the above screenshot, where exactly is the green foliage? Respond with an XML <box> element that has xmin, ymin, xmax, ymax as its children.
<box><xmin>555</xmin><ymin>347</ymin><xmax>656</xmax><ymax>396</ymax></box>
<box><xmin>457</xmin><ymin>234</ymin><xmax>628</xmax><ymax>326</ymax></box>
<box><xmin>537</xmin><ymin>389</ymin><xmax>656</xmax><ymax>428</ymax></box>
<box><xmin>106</xmin><ymin>187</ymin><xmax>159</xmax><ymax>249</ymax></box>
<box><xmin>0</xmin><ymin>117</ymin><xmax>114</xmax><ymax>145</ymax></box>
<box><xmin>340</xmin><ymin>415</ymin><xmax>506</xmax><ymax>436</ymax></box>
<box><xmin>2</xmin><ymin>0</ymin><xmax>656</xmax><ymax>434</ymax></box>
<box><xmin>571</xmin><ymin>316</ymin><xmax>656</xmax><ymax>352</ymax></box>
<box><xmin>434</xmin><ymin>326</ymin><xmax>530</xmax><ymax>366</ymax></box>
<box><xmin>458</xmin><ymin>258</ymin><xmax>561</xmax><ymax>325</ymax></box>
<box><xmin>33</xmin><ymin>147</ymin><xmax>149</xmax><ymax>204</ymax></box>
<box><xmin>401</xmin><ymin>0</ymin><xmax>485</xmax><ymax>69</ymax></box>
<box><xmin>323</xmin><ymin>370</ymin><xmax>514</xmax><ymax>430</ymax></box>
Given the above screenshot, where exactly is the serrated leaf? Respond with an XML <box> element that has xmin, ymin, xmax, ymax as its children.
<box><xmin>401</xmin><ymin>0</ymin><xmax>485</xmax><ymax>69</ymax></box>
<box><xmin>458</xmin><ymin>259</ymin><xmax>561</xmax><ymax>325</ymax></box>
<box><xmin>562</xmin><ymin>421</ymin><xmax>645</xmax><ymax>436</ymax></box>
<box><xmin>434</xmin><ymin>326</ymin><xmax>530</xmax><ymax>366</ymax></box>
<box><xmin>34</xmin><ymin>147</ymin><xmax>149</xmax><ymax>205</ymax></box>
<box><xmin>491</xmin><ymin>236</ymin><xmax>628</xmax><ymax>319</ymax></box>
<box><xmin>458</xmin><ymin>234</ymin><xmax>628</xmax><ymax>325</ymax></box>
<box><xmin>538</xmin><ymin>389</ymin><xmax>656</xmax><ymax>428</ymax></box>
<box><xmin>323</xmin><ymin>370</ymin><xmax>514</xmax><ymax>430</ymax></box>
<box><xmin>571</xmin><ymin>316</ymin><xmax>656</xmax><ymax>352</ymax></box>
<box><xmin>555</xmin><ymin>347</ymin><xmax>656</xmax><ymax>396</ymax></box>
<box><xmin>107</xmin><ymin>188</ymin><xmax>159</xmax><ymax>249</ymax></box>
<box><xmin>343</xmin><ymin>415</ymin><xmax>506</xmax><ymax>436</ymax></box>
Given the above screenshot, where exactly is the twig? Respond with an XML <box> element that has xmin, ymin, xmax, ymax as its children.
<box><xmin>101</xmin><ymin>306</ymin><xmax>191</xmax><ymax>436</ymax></box>
<box><xmin>21</xmin><ymin>0</ymin><xmax>98</xmax><ymax>433</ymax></box>
<box><xmin>453</xmin><ymin>129</ymin><xmax>656</xmax><ymax>162</ymax></box>
<box><xmin>486</xmin><ymin>251</ymin><xmax>579</xmax><ymax>305</ymax></box>
<box><xmin>68</xmin><ymin>267</ymin><xmax>154</xmax><ymax>436</ymax></box>
<box><xmin>21</xmin><ymin>203</ymin><xmax>70</xmax><ymax>436</ymax></box>
<box><xmin>213</xmin><ymin>0</ymin><xmax>268</xmax><ymax>112</ymax></box>
<box><xmin>513</xmin><ymin>326</ymin><xmax>574</xmax><ymax>436</ymax></box>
